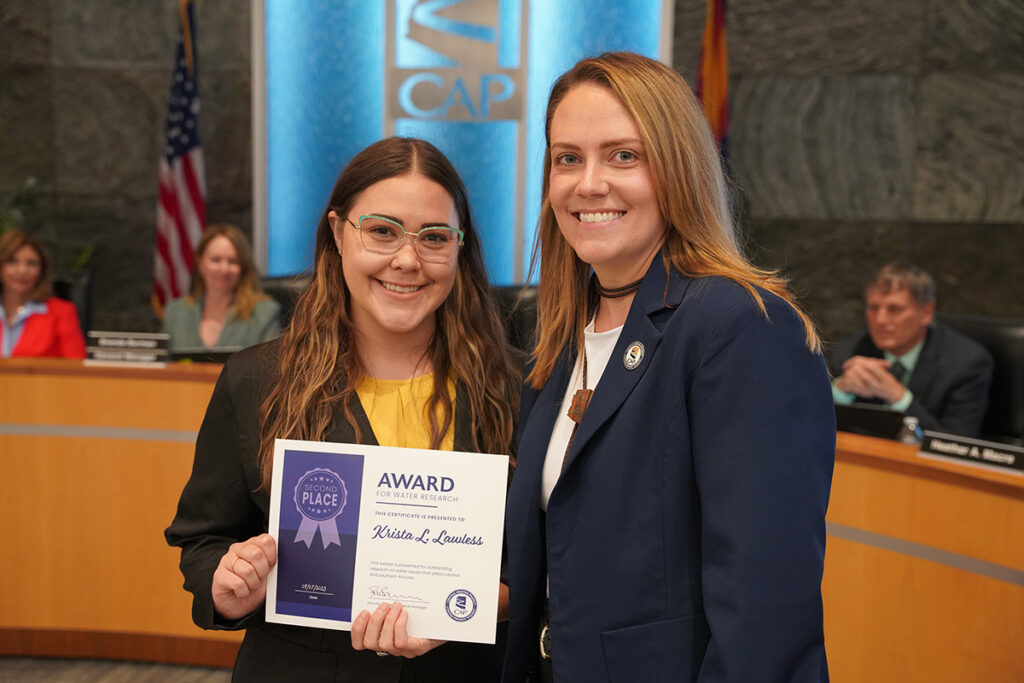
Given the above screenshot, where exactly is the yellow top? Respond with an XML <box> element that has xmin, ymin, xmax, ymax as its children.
<box><xmin>355</xmin><ymin>373</ymin><xmax>456</xmax><ymax>450</ymax></box>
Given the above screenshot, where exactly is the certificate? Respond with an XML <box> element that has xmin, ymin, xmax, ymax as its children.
<box><xmin>265</xmin><ymin>438</ymin><xmax>509</xmax><ymax>644</ymax></box>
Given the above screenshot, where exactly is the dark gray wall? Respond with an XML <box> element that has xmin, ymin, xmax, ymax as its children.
<box><xmin>673</xmin><ymin>0</ymin><xmax>1024</xmax><ymax>346</ymax></box>
<box><xmin>2</xmin><ymin>0</ymin><xmax>1022</xmax><ymax>343</ymax></box>
<box><xmin>1</xmin><ymin>0</ymin><xmax>251</xmax><ymax>331</ymax></box>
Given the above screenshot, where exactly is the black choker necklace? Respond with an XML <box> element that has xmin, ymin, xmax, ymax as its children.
<box><xmin>594</xmin><ymin>276</ymin><xmax>643</xmax><ymax>299</ymax></box>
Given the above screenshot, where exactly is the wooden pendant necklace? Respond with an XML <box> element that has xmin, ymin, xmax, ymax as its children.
<box><xmin>561</xmin><ymin>351</ymin><xmax>592</xmax><ymax>470</ymax></box>
<box><xmin>563</xmin><ymin>272</ymin><xmax>639</xmax><ymax>469</ymax></box>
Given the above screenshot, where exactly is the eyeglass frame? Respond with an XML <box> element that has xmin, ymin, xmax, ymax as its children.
<box><xmin>346</xmin><ymin>214</ymin><xmax>465</xmax><ymax>263</ymax></box>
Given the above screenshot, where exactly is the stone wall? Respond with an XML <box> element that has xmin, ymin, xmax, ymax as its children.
<box><xmin>1</xmin><ymin>0</ymin><xmax>1021</xmax><ymax>341</ymax></box>
<box><xmin>674</xmin><ymin>0</ymin><xmax>1024</xmax><ymax>346</ymax></box>
<box><xmin>0</xmin><ymin>0</ymin><xmax>251</xmax><ymax>331</ymax></box>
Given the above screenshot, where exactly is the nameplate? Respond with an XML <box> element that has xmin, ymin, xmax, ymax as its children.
<box><xmin>920</xmin><ymin>431</ymin><xmax>1024</xmax><ymax>474</ymax></box>
<box><xmin>85</xmin><ymin>331</ymin><xmax>170</xmax><ymax>367</ymax></box>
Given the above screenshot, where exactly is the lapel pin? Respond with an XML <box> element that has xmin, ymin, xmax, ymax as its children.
<box><xmin>623</xmin><ymin>341</ymin><xmax>645</xmax><ymax>370</ymax></box>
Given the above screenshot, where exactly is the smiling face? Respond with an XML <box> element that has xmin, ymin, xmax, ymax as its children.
<box><xmin>548</xmin><ymin>83</ymin><xmax>667</xmax><ymax>285</ymax></box>
<box><xmin>1</xmin><ymin>244</ymin><xmax>43</xmax><ymax>302</ymax></box>
<box><xmin>196</xmin><ymin>235</ymin><xmax>242</xmax><ymax>298</ymax></box>
<box><xmin>865</xmin><ymin>286</ymin><xmax>934</xmax><ymax>356</ymax></box>
<box><xmin>328</xmin><ymin>173</ymin><xmax>459</xmax><ymax>346</ymax></box>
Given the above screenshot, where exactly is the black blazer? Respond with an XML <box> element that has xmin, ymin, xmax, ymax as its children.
<box><xmin>166</xmin><ymin>341</ymin><xmax>505</xmax><ymax>683</ymax></box>
<box><xmin>829</xmin><ymin>323</ymin><xmax>994</xmax><ymax>437</ymax></box>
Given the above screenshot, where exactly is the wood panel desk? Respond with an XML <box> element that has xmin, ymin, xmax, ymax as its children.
<box><xmin>0</xmin><ymin>358</ymin><xmax>242</xmax><ymax>667</ymax></box>
<box><xmin>824</xmin><ymin>432</ymin><xmax>1024</xmax><ymax>682</ymax></box>
<box><xmin>2</xmin><ymin>360</ymin><xmax>1022</xmax><ymax>677</ymax></box>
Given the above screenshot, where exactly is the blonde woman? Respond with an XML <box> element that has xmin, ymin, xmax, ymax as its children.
<box><xmin>503</xmin><ymin>53</ymin><xmax>834</xmax><ymax>682</ymax></box>
<box><xmin>161</xmin><ymin>224</ymin><xmax>281</xmax><ymax>352</ymax></box>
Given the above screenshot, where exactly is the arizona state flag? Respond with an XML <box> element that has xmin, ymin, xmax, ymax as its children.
<box><xmin>697</xmin><ymin>0</ymin><xmax>728</xmax><ymax>157</ymax></box>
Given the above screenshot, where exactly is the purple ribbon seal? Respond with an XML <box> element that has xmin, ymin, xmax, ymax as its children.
<box><xmin>293</xmin><ymin>468</ymin><xmax>348</xmax><ymax>549</ymax></box>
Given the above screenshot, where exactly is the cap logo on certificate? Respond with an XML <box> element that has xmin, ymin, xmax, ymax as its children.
<box><xmin>266</xmin><ymin>439</ymin><xmax>509</xmax><ymax>644</ymax></box>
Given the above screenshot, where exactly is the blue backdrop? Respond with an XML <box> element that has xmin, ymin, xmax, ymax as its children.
<box><xmin>261</xmin><ymin>0</ymin><xmax>667</xmax><ymax>284</ymax></box>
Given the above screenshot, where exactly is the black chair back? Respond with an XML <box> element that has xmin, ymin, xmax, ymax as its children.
<box><xmin>491</xmin><ymin>285</ymin><xmax>537</xmax><ymax>353</ymax></box>
<box><xmin>53</xmin><ymin>270</ymin><xmax>92</xmax><ymax>333</ymax></box>
<box><xmin>261</xmin><ymin>274</ymin><xmax>312</xmax><ymax>329</ymax></box>
<box><xmin>940</xmin><ymin>313</ymin><xmax>1024</xmax><ymax>444</ymax></box>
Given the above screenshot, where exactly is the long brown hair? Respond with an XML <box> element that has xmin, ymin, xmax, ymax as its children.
<box><xmin>528</xmin><ymin>52</ymin><xmax>820</xmax><ymax>389</ymax></box>
<box><xmin>258</xmin><ymin>137</ymin><xmax>519</xmax><ymax>490</ymax></box>
<box><xmin>0</xmin><ymin>229</ymin><xmax>53</xmax><ymax>302</ymax></box>
<box><xmin>189</xmin><ymin>223</ymin><xmax>268</xmax><ymax>320</ymax></box>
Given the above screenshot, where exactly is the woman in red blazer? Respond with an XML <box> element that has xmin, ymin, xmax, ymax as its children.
<box><xmin>0</xmin><ymin>229</ymin><xmax>86</xmax><ymax>359</ymax></box>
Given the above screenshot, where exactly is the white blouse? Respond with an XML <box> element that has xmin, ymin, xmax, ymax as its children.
<box><xmin>540</xmin><ymin>319</ymin><xmax>623</xmax><ymax>510</ymax></box>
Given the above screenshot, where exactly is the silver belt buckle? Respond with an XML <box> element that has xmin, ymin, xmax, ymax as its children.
<box><xmin>539</xmin><ymin>623</ymin><xmax>552</xmax><ymax>660</ymax></box>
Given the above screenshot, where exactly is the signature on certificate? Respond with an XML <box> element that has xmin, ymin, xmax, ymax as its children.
<box><xmin>368</xmin><ymin>585</ymin><xmax>425</xmax><ymax>602</ymax></box>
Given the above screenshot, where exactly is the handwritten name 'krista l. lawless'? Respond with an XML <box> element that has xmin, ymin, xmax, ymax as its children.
<box><xmin>370</xmin><ymin>524</ymin><xmax>484</xmax><ymax>546</ymax></box>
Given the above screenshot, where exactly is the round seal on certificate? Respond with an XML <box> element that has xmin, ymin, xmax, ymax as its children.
<box><xmin>445</xmin><ymin>589</ymin><xmax>478</xmax><ymax>622</ymax></box>
<box><xmin>293</xmin><ymin>468</ymin><xmax>348</xmax><ymax>549</ymax></box>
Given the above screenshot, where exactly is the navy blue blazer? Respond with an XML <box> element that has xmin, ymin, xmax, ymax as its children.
<box><xmin>503</xmin><ymin>260</ymin><xmax>836</xmax><ymax>682</ymax></box>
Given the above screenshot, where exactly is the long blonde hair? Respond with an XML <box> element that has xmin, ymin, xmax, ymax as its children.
<box><xmin>528</xmin><ymin>52</ymin><xmax>819</xmax><ymax>389</ymax></box>
<box><xmin>189</xmin><ymin>223</ymin><xmax>268</xmax><ymax>320</ymax></box>
<box><xmin>258</xmin><ymin>138</ymin><xmax>519</xmax><ymax>491</ymax></box>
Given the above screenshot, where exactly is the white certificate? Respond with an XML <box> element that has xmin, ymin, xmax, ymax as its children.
<box><xmin>265</xmin><ymin>438</ymin><xmax>508</xmax><ymax>644</ymax></box>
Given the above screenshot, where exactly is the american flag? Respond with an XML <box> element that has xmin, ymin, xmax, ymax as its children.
<box><xmin>153</xmin><ymin>0</ymin><xmax>206</xmax><ymax>313</ymax></box>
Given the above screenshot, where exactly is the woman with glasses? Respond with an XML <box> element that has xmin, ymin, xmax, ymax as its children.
<box><xmin>166</xmin><ymin>137</ymin><xmax>519</xmax><ymax>682</ymax></box>
<box><xmin>502</xmin><ymin>53</ymin><xmax>834</xmax><ymax>682</ymax></box>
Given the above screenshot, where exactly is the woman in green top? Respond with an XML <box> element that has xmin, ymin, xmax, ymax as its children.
<box><xmin>166</xmin><ymin>137</ymin><xmax>520</xmax><ymax>682</ymax></box>
<box><xmin>161</xmin><ymin>224</ymin><xmax>281</xmax><ymax>353</ymax></box>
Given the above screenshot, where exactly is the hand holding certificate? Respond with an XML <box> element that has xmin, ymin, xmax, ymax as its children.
<box><xmin>212</xmin><ymin>533</ymin><xmax>278</xmax><ymax>620</ymax></box>
<box><xmin>266</xmin><ymin>439</ymin><xmax>508</xmax><ymax>644</ymax></box>
<box><xmin>350</xmin><ymin>600</ymin><xmax>446</xmax><ymax>657</ymax></box>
